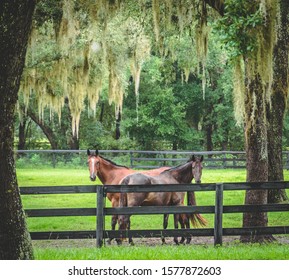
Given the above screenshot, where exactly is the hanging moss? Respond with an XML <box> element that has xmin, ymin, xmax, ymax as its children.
<box><xmin>20</xmin><ymin>0</ymin><xmax>227</xmax><ymax>137</ymax></box>
<box><xmin>233</xmin><ymin>57</ymin><xmax>245</xmax><ymax>126</ymax></box>
<box><xmin>231</xmin><ymin>0</ymin><xmax>279</xmax><ymax>126</ymax></box>
<box><xmin>20</xmin><ymin>0</ymin><xmax>111</xmax><ymax>137</ymax></box>
<box><xmin>152</xmin><ymin>0</ymin><xmax>161</xmax><ymax>43</ymax></box>
<box><xmin>151</xmin><ymin>0</ymin><xmax>208</xmax><ymax>95</ymax></box>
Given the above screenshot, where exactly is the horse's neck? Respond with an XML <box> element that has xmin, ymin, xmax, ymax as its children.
<box><xmin>98</xmin><ymin>159</ymin><xmax>129</xmax><ymax>184</ymax></box>
<box><xmin>97</xmin><ymin>169</ymin><xmax>109</xmax><ymax>185</ymax></box>
<box><xmin>168</xmin><ymin>162</ymin><xmax>193</xmax><ymax>183</ymax></box>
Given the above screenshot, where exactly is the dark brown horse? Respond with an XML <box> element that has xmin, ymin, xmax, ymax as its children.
<box><xmin>118</xmin><ymin>155</ymin><xmax>206</xmax><ymax>245</ymax></box>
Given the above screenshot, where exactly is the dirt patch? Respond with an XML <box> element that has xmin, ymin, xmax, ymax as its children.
<box><xmin>32</xmin><ymin>235</ymin><xmax>289</xmax><ymax>249</ymax></box>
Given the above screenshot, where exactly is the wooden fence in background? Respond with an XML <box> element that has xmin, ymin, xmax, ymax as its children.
<box><xmin>16</xmin><ymin>149</ymin><xmax>289</xmax><ymax>169</ymax></box>
<box><xmin>20</xmin><ymin>182</ymin><xmax>289</xmax><ymax>247</ymax></box>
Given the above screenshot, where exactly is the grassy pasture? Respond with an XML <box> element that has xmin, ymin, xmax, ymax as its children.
<box><xmin>17</xmin><ymin>167</ymin><xmax>289</xmax><ymax>259</ymax></box>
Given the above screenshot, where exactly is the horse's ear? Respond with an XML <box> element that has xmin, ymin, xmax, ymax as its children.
<box><xmin>200</xmin><ymin>155</ymin><xmax>204</xmax><ymax>162</ymax></box>
<box><xmin>95</xmin><ymin>150</ymin><xmax>99</xmax><ymax>156</ymax></box>
<box><xmin>87</xmin><ymin>149</ymin><xmax>90</xmax><ymax>156</ymax></box>
<box><xmin>191</xmin><ymin>155</ymin><xmax>196</xmax><ymax>162</ymax></box>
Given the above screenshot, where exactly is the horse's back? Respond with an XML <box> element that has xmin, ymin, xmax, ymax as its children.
<box><xmin>121</xmin><ymin>172</ymin><xmax>152</xmax><ymax>185</ymax></box>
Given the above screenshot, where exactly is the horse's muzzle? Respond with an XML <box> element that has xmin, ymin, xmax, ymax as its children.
<box><xmin>90</xmin><ymin>175</ymin><xmax>96</xmax><ymax>181</ymax></box>
<box><xmin>195</xmin><ymin>180</ymin><xmax>201</xmax><ymax>184</ymax></box>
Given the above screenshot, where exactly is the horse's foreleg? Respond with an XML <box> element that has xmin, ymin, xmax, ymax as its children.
<box><xmin>179</xmin><ymin>214</ymin><xmax>186</xmax><ymax>244</ymax></box>
<box><xmin>111</xmin><ymin>214</ymin><xmax>120</xmax><ymax>244</ymax></box>
<box><xmin>162</xmin><ymin>214</ymin><xmax>169</xmax><ymax>244</ymax></box>
<box><xmin>173</xmin><ymin>214</ymin><xmax>180</xmax><ymax>245</ymax></box>
<box><xmin>127</xmin><ymin>217</ymin><xmax>134</xmax><ymax>246</ymax></box>
<box><xmin>184</xmin><ymin>214</ymin><xmax>191</xmax><ymax>244</ymax></box>
<box><xmin>106</xmin><ymin>215</ymin><xmax>118</xmax><ymax>245</ymax></box>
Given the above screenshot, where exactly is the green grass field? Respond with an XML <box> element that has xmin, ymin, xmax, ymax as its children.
<box><xmin>17</xmin><ymin>167</ymin><xmax>289</xmax><ymax>260</ymax></box>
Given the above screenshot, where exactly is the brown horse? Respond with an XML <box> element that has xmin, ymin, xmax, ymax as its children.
<box><xmin>87</xmin><ymin>150</ymin><xmax>205</xmax><ymax>244</ymax></box>
<box><xmin>87</xmin><ymin>149</ymin><xmax>169</xmax><ymax>242</ymax></box>
<box><xmin>118</xmin><ymin>156</ymin><xmax>207</xmax><ymax>245</ymax></box>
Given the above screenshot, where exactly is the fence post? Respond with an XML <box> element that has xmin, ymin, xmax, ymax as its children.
<box><xmin>163</xmin><ymin>152</ymin><xmax>167</xmax><ymax>167</ymax></box>
<box><xmin>52</xmin><ymin>153</ymin><xmax>56</xmax><ymax>168</ymax></box>
<box><xmin>214</xmin><ymin>183</ymin><xmax>223</xmax><ymax>246</ymax></box>
<box><xmin>222</xmin><ymin>152</ymin><xmax>227</xmax><ymax>169</ymax></box>
<box><xmin>96</xmin><ymin>185</ymin><xmax>104</xmax><ymax>248</ymax></box>
<box><xmin>130</xmin><ymin>151</ymin><xmax>133</xmax><ymax>168</ymax></box>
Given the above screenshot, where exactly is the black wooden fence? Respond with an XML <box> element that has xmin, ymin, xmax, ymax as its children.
<box><xmin>20</xmin><ymin>182</ymin><xmax>289</xmax><ymax>248</ymax></box>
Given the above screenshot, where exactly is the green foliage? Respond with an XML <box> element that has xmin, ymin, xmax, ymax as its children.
<box><xmin>34</xmin><ymin>0</ymin><xmax>63</xmax><ymax>29</ymax></box>
<box><xmin>123</xmin><ymin>56</ymin><xmax>194</xmax><ymax>150</ymax></box>
<box><xmin>213</xmin><ymin>0</ymin><xmax>263</xmax><ymax>60</ymax></box>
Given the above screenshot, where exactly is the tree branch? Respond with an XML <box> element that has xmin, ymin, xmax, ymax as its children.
<box><xmin>19</xmin><ymin>105</ymin><xmax>59</xmax><ymax>149</ymax></box>
<box><xmin>204</xmin><ymin>0</ymin><xmax>225</xmax><ymax>16</ymax></box>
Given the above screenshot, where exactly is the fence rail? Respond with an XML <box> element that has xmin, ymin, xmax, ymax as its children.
<box><xmin>20</xmin><ymin>181</ymin><xmax>289</xmax><ymax>247</ymax></box>
<box><xmin>15</xmin><ymin>149</ymin><xmax>289</xmax><ymax>169</ymax></box>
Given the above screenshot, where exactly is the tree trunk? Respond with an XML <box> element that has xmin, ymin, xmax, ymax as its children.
<box><xmin>204</xmin><ymin>0</ymin><xmax>224</xmax><ymax>16</ymax></box>
<box><xmin>20</xmin><ymin>97</ymin><xmax>80</xmax><ymax>150</ymax></box>
<box><xmin>241</xmin><ymin>61</ymin><xmax>273</xmax><ymax>243</ymax></box>
<box><xmin>267</xmin><ymin>0</ymin><xmax>289</xmax><ymax>203</ymax></box>
<box><xmin>18</xmin><ymin>118</ymin><xmax>27</xmax><ymax>150</ymax></box>
<box><xmin>115</xmin><ymin>108</ymin><xmax>121</xmax><ymax>140</ymax></box>
<box><xmin>99</xmin><ymin>101</ymin><xmax>105</xmax><ymax>123</ymax></box>
<box><xmin>206</xmin><ymin>123</ymin><xmax>213</xmax><ymax>152</ymax></box>
<box><xmin>64</xmin><ymin>98</ymin><xmax>79</xmax><ymax>150</ymax></box>
<box><xmin>0</xmin><ymin>1</ymin><xmax>35</xmax><ymax>259</ymax></box>
<box><xmin>267</xmin><ymin>91</ymin><xmax>288</xmax><ymax>202</ymax></box>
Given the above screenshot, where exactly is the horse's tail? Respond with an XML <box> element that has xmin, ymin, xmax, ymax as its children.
<box><xmin>119</xmin><ymin>176</ymin><xmax>129</xmax><ymax>208</ymax></box>
<box><xmin>119</xmin><ymin>175</ymin><xmax>130</xmax><ymax>210</ymax></box>
<box><xmin>188</xmin><ymin>191</ymin><xmax>208</xmax><ymax>227</ymax></box>
<box><xmin>119</xmin><ymin>191</ymin><xmax>127</xmax><ymax>208</ymax></box>
<box><xmin>118</xmin><ymin>188</ymin><xmax>128</xmax><ymax>241</ymax></box>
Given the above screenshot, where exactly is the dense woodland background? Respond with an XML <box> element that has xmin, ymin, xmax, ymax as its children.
<box><xmin>14</xmin><ymin>0</ymin><xmax>289</xmax><ymax>152</ymax></box>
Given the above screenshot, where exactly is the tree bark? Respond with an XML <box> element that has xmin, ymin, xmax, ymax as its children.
<box><xmin>267</xmin><ymin>0</ymin><xmax>289</xmax><ymax>203</ymax></box>
<box><xmin>18</xmin><ymin>118</ymin><xmax>27</xmax><ymax>150</ymax></box>
<box><xmin>241</xmin><ymin>61</ymin><xmax>273</xmax><ymax>243</ymax></box>
<box><xmin>0</xmin><ymin>1</ymin><xmax>36</xmax><ymax>259</ymax></box>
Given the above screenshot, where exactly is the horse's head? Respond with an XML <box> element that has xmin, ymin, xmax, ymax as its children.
<box><xmin>87</xmin><ymin>149</ymin><xmax>100</xmax><ymax>181</ymax></box>
<box><xmin>191</xmin><ymin>155</ymin><xmax>203</xmax><ymax>183</ymax></box>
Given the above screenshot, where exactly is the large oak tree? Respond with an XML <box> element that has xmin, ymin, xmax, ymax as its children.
<box><xmin>0</xmin><ymin>1</ymin><xmax>36</xmax><ymax>259</ymax></box>
<box><xmin>206</xmin><ymin>0</ymin><xmax>288</xmax><ymax>242</ymax></box>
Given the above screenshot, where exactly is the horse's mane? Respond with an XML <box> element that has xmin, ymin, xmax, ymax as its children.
<box><xmin>161</xmin><ymin>160</ymin><xmax>191</xmax><ymax>173</ymax></box>
<box><xmin>99</xmin><ymin>155</ymin><xmax>130</xmax><ymax>169</ymax></box>
<box><xmin>160</xmin><ymin>154</ymin><xmax>201</xmax><ymax>174</ymax></box>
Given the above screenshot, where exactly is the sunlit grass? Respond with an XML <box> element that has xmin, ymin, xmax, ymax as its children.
<box><xmin>17</xmin><ymin>168</ymin><xmax>97</xmax><ymax>186</ymax></box>
<box><xmin>34</xmin><ymin>242</ymin><xmax>289</xmax><ymax>260</ymax></box>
